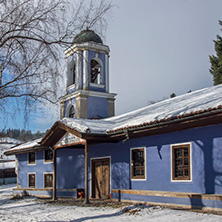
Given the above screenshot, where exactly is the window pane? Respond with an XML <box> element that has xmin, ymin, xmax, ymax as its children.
<box><xmin>45</xmin><ymin>150</ymin><xmax>53</xmax><ymax>161</ymax></box>
<box><xmin>91</xmin><ymin>60</ymin><xmax>102</xmax><ymax>84</ymax></box>
<box><xmin>173</xmin><ymin>145</ymin><xmax>190</xmax><ymax>180</ymax></box>
<box><xmin>44</xmin><ymin>174</ymin><xmax>53</xmax><ymax>188</ymax></box>
<box><xmin>132</xmin><ymin>149</ymin><xmax>145</xmax><ymax>179</ymax></box>
<box><xmin>28</xmin><ymin>152</ymin><xmax>35</xmax><ymax>164</ymax></box>
<box><xmin>29</xmin><ymin>174</ymin><xmax>35</xmax><ymax>188</ymax></box>
<box><xmin>184</xmin><ymin>169</ymin><xmax>189</xmax><ymax>176</ymax></box>
<box><xmin>69</xmin><ymin>106</ymin><xmax>75</xmax><ymax>118</ymax></box>
<box><xmin>184</xmin><ymin>158</ymin><xmax>188</xmax><ymax>165</ymax></box>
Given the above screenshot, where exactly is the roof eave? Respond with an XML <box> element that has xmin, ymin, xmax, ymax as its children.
<box><xmin>107</xmin><ymin>109</ymin><xmax>222</xmax><ymax>140</ymax></box>
<box><xmin>4</xmin><ymin>145</ymin><xmax>50</xmax><ymax>156</ymax></box>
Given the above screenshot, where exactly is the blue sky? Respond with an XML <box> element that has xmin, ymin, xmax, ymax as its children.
<box><xmin>4</xmin><ymin>0</ymin><xmax>222</xmax><ymax>132</ymax></box>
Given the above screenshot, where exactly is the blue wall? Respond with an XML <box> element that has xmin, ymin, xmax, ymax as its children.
<box><xmin>17</xmin><ymin>148</ymin><xmax>85</xmax><ymax>190</ymax></box>
<box><xmin>89</xmin><ymin>124</ymin><xmax>222</xmax><ymax>195</ymax></box>
<box><xmin>57</xmin><ymin>148</ymin><xmax>84</xmax><ymax>189</ymax></box>
<box><xmin>17</xmin><ymin>151</ymin><xmax>53</xmax><ymax>189</ymax></box>
<box><xmin>87</xmin><ymin>96</ymin><xmax>108</xmax><ymax>119</ymax></box>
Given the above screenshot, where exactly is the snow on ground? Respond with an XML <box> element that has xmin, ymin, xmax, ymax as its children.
<box><xmin>0</xmin><ymin>184</ymin><xmax>221</xmax><ymax>222</ymax></box>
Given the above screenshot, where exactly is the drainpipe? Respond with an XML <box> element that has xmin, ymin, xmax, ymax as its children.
<box><xmin>84</xmin><ymin>141</ymin><xmax>90</xmax><ymax>204</ymax></box>
<box><xmin>52</xmin><ymin>147</ymin><xmax>57</xmax><ymax>201</ymax></box>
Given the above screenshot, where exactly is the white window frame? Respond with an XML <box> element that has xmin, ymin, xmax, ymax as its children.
<box><xmin>130</xmin><ymin>147</ymin><xmax>146</xmax><ymax>181</ymax></box>
<box><xmin>170</xmin><ymin>142</ymin><xmax>192</xmax><ymax>182</ymax></box>
<box><xmin>28</xmin><ymin>172</ymin><xmax>36</xmax><ymax>188</ymax></box>
<box><xmin>43</xmin><ymin>172</ymin><xmax>54</xmax><ymax>188</ymax></box>
<box><xmin>44</xmin><ymin>149</ymin><xmax>53</xmax><ymax>164</ymax></box>
<box><xmin>27</xmin><ymin>152</ymin><xmax>36</xmax><ymax>165</ymax></box>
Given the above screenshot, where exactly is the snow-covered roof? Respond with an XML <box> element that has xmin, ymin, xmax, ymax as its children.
<box><xmin>0</xmin><ymin>160</ymin><xmax>15</xmax><ymax>170</ymax></box>
<box><xmin>5</xmin><ymin>84</ymin><xmax>222</xmax><ymax>155</ymax></box>
<box><xmin>61</xmin><ymin>84</ymin><xmax>222</xmax><ymax>134</ymax></box>
<box><xmin>4</xmin><ymin>138</ymin><xmax>42</xmax><ymax>155</ymax></box>
<box><xmin>0</xmin><ymin>137</ymin><xmax>21</xmax><ymax>160</ymax></box>
<box><xmin>0</xmin><ymin>137</ymin><xmax>21</xmax><ymax>144</ymax></box>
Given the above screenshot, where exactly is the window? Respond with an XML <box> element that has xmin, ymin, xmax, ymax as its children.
<box><xmin>28</xmin><ymin>152</ymin><xmax>36</xmax><ymax>164</ymax></box>
<box><xmin>28</xmin><ymin>174</ymin><xmax>35</xmax><ymax>188</ymax></box>
<box><xmin>72</xmin><ymin>64</ymin><xmax>76</xmax><ymax>84</ymax></box>
<box><xmin>131</xmin><ymin>148</ymin><xmax>145</xmax><ymax>179</ymax></box>
<box><xmin>172</xmin><ymin>144</ymin><xmax>191</xmax><ymax>181</ymax></box>
<box><xmin>0</xmin><ymin>169</ymin><xmax>16</xmax><ymax>178</ymax></box>
<box><xmin>68</xmin><ymin>105</ymin><xmax>75</xmax><ymax>118</ymax></box>
<box><xmin>68</xmin><ymin>60</ymin><xmax>75</xmax><ymax>87</ymax></box>
<box><xmin>44</xmin><ymin>173</ymin><xmax>53</xmax><ymax>188</ymax></box>
<box><xmin>44</xmin><ymin>149</ymin><xmax>53</xmax><ymax>162</ymax></box>
<box><xmin>90</xmin><ymin>59</ymin><xmax>102</xmax><ymax>84</ymax></box>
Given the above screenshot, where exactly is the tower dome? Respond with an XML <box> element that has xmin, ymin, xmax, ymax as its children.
<box><xmin>73</xmin><ymin>30</ymin><xmax>103</xmax><ymax>44</ymax></box>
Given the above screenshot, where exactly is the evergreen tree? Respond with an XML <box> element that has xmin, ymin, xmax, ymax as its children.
<box><xmin>170</xmin><ymin>93</ymin><xmax>176</xmax><ymax>98</ymax></box>
<box><xmin>209</xmin><ymin>21</ymin><xmax>222</xmax><ymax>85</ymax></box>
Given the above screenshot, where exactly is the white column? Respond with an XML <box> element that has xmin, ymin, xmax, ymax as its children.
<box><xmin>65</xmin><ymin>58</ymin><xmax>68</xmax><ymax>92</ymax></box>
<box><xmin>83</xmin><ymin>50</ymin><xmax>89</xmax><ymax>90</ymax></box>
<box><xmin>76</xmin><ymin>51</ymin><xmax>83</xmax><ymax>90</ymax></box>
<box><xmin>105</xmin><ymin>54</ymin><xmax>109</xmax><ymax>92</ymax></box>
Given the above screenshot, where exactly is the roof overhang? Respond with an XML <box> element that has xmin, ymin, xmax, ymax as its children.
<box><xmin>107</xmin><ymin>109</ymin><xmax>222</xmax><ymax>141</ymax></box>
<box><xmin>4</xmin><ymin>145</ymin><xmax>50</xmax><ymax>156</ymax></box>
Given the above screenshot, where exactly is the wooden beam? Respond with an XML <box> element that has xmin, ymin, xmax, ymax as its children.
<box><xmin>84</xmin><ymin>142</ymin><xmax>90</xmax><ymax>204</ymax></box>
<box><xmin>53</xmin><ymin>149</ymin><xmax>57</xmax><ymax>201</ymax></box>
<box><xmin>112</xmin><ymin>189</ymin><xmax>222</xmax><ymax>201</ymax></box>
<box><xmin>108</xmin><ymin>111</ymin><xmax>222</xmax><ymax>141</ymax></box>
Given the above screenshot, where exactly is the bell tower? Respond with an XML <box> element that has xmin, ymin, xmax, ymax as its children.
<box><xmin>60</xmin><ymin>30</ymin><xmax>116</xmax><ymax>119</ymax></box>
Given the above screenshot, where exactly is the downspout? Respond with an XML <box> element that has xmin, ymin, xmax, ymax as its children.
<box><xmin>51</xmin><ymin>147</ymin><xmax>57</xmax><ymax>201</ymax></box>
<box><xmin>122</xmin><ymin>129</ymin><xmax>130</xmax><ymax>143</ymax></box>
<box><xmin>84</xmin><ymin>141</ymin><xmax>90</xmax><ymax>204</ymax></box>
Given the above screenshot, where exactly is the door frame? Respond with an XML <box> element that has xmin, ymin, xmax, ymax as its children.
<box><xmin>90</xmin><ymin>156</ymin><xmax>111</xmax><ymax>198</ymax></box>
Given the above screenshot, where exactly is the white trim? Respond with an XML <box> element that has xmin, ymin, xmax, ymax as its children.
<box><xmin>67</xmin><ymin>59</ymin><xmax>76</xmax><ymax>87</ymax></box>
<box><xmin>90</xmin><ymin>156</ymin><xmax>111</xmax><ymax>197</ymax></box>
<box><xmin>27</xmin><ymin>152</ymin><xmax>36</xmax><ymax>165</ymax></box>
<box><xmin>105</xmin><ymin>54</ymin><xmax>109</xmax><ymax>93</ymax></box>
<box><xmin>67</xmin><ymin>84</ymin><xmax>76</xmax><ymax>91</ymax></box>
<box><xmin>76</xmin><ymin>51</ymin><xmax>82</xmax><ymax>90</ymax></box>
<box><xmin>60</xmin><ymin>89</ymin><xmax>116</xmax><ymax>101</ymax></box>
<box><xmin>65</xmin><ymin>42</ymin><xmax>110</xmax><ymax>57</ymax></box>
<box><xmin>89</xmin><ymin>83</ymin><xmax>105</xmax><ymax>88</ymax></box>
<box><xmin>43</xmin><ymin>150</ymin><xmax>53</xmax><ymax>164</ymax></box>
<box><xmin>130</xmin><ymin>147</ymin><xmax>147</xmax><ymax>181</ymax></box>
<box><xmin>170</xmin><ymin>142</ymin><xmax>192</xmax><ymax>183</ymax></box>
<box><xmin>76</xmin><ymin>96</ymin><xmax>87</xmax><ymax>101</ymax></box>
<box><xmin>65</xmin><ymin>57</ymin><xmax>68</xmax><ymax>91</ymax></box>
<box><xmin>43</xmin><ymin>172</ymin><xmax>54</xmax><ymax>188</ymax></box>
<box><xmin>83</xmin><ymin>50</ymin><xmax>89</xmax><ymax>89</ymax></box>
<box><xmin>28</xmin><ymin>172</ymin><xmax>36</xmax><ymax>188</ymax></box>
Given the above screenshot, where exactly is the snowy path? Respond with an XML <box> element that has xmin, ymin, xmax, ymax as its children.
<box><xmin>0</xmin><ymin>184</ymin><xmax>221</xmax><ymax>222</ymax></box>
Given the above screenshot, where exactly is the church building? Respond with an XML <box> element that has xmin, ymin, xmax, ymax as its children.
<box><xmin>5</xmin><ymin>30</ymin><xmax>222</xmax><ymax>213</ymax></box>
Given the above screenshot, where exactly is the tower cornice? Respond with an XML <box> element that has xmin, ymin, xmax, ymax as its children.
<box><xmin>65</xmin><ymin>42</ymin><xmax>110</xmax><ymax>57</ymax></box>
<box><xmin>60</xmin><ymin>89</ymin><xmax>117</xmax><ymax>102</ymax></box>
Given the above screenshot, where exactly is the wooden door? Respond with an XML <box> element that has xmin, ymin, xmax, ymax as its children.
<box><xmin>92</xmin><ymin>158</ymin><xmax>110</xmax><ymax>199</ymax></box>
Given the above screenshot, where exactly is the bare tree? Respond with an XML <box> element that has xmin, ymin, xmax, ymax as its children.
<box><xmin>0</xmin><ymin>0</ymin><xmax>113</xmax><ymax>125</ymax></box>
